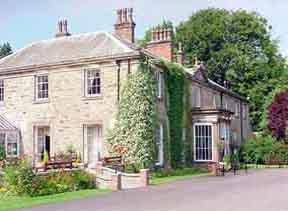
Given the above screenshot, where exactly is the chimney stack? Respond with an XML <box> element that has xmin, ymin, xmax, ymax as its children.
<box><xmin>114</xmin><ymin>8</ymin><xmax>136</xmax><ymax>43</ymax></box>
<box><xmin>176</xmin><ymin>42</ymin><xmax>185</xmax><ymax>65</ymax></box>
<box><xmin>55</xmin><ymin>19</ymin><xmax>71</xmax><ymax>38</ymax></box>
<box><xmin>145</xmin><ymin>26</ymin><xmax>173</xmax><ymax>61</ymax></box>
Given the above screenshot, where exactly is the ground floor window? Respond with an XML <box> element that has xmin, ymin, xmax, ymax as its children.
<box><xmin>220</xmin><ymin>122</ymin><xmax>231</xmax><ymax>156</ymax></box>
<box><xmin>0</xmin><ymin>132</ymin><xmax>19</xmax><ymax>157</ymax></box>
<box><xmin>155</xmin><ymin>123</ymin><xmax>164</xmax><ymax>166</ymax></box>
<box><xmin>194</xmin><ymin>123</ymin><xmax>213</xmax><ymax>161</ymax></box>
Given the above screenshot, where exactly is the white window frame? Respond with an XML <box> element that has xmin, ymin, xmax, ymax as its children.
<box><xmin>157</xmin><ymin>71</ymin><xmax>163</xmax><ymax>99</ymax></box>
<box><xmin>220</xmin><ymin>123</ymin><xmax>230</xmax><ymax>155</ymax></box>
<box><xmin>85</xmin><ymin>69</ymin><xmax>101</xmax><ymax>97</ymax></box>
<box><xmin>35</xmin><ymin>74</ymin><xmax>49</xmax><ymax>101</ymax></box>
<box><xmin>155</xmin><ymin>123</ymin><xmax>164</xmax><ymax>166</ymax></box>
<box><xmin>0</xmin><ymin>79</ymin><xmax>4</xmax><ymax>102</ymax></box>
<box><xmin>193</xmin><ymin>123</ymin><xmax>213</xmax><ymax>162</ymax></box>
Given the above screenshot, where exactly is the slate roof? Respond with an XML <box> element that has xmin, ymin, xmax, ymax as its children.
<box><xmin>0</xmin><ymin>32</ymin><xmax>138</xmax><ymax>72</ymax></box>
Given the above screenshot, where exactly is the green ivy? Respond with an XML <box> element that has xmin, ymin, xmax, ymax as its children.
<box><xmin>107</xmin><ymin>59</ymin><xmax>157</xmax><ymax>170</ymax></box>
<box><xmin>161</xmin><ymin>61</ymin><xmax>186</xmax><ymax>168</ymax></box>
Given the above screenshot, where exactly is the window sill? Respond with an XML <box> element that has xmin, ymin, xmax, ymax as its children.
<box><xmin>82</xmin><ymin>95</ymin><xmax>103</xmax><ymax>101</ymax></box>
<box><xmin>33</xmin><ymin>99</ymin><xmax>50</xmax><ymax>104</ymax></box>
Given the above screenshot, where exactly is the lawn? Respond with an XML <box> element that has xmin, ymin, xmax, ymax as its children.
<box><xmin>150</xmin><ymin>168</ymin><xmax>212</xmax><ymax>185</ymax></box>
<box><xmin>0</xmin><ymin>189</ymin><xmax>111</xmax><ymax>211</ymax></box>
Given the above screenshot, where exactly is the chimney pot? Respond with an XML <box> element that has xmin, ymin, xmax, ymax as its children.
<box><xmin>55</xmin><ymin>19</ymin><xmax>71</xmax><ymax>38</ymax></box>
<box><xmin>114</xmin><ymin>8</ymin><xmax>136</xmax><ymax>43</ymax></box>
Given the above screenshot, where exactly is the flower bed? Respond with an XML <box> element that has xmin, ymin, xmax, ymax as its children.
<box><xmin>1</xmin><ymin>159</ymin><xmax>95</xmax><ymax>197</ymax></box>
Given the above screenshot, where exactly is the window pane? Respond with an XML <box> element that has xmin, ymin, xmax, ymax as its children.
<box><xmin>194</xmin><ymin>124</ymin><xmax>212</xmax><ymax>161</ymax></box>
<box><xmin>86</xmin><ymin>70</ymin><xmax>101</xmax><ymax>96</ymax></box>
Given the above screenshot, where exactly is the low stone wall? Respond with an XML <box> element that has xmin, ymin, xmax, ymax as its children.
<box><xmin>95</xmin><ymin>163</ymin><xmax>149</xmax><ymax>190</ymax></box>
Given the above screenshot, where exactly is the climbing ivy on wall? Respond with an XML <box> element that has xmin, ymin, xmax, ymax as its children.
<box><xmin>161</xmin><ymin>61</ymin><xmax>186</xmax><ymax>168</ymax></box>
<box><xmin>107</xmin><ymin>59</ymin><xmax>157</xmax><ymax>170</ymax></box>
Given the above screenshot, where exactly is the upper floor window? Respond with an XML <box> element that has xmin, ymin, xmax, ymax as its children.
<box><xmin>192</xmin><ymin>86</ymin><xmax>201</xmax><ymax>108</ymax></box>
<box><xmin>243</xmin><ymin>104</ymin><xmax>247</xmax><ymax>119</ymax></box>
<box><xmin>86</xmin><ymin>69</ymin><xmax>101</xmax><ymax>96</ymax></box>
<box><xmin>213</xmin><ymin>94</ymin><xmax>221</xmax><ymax>109</ymax></box>
<box><xmin>0</xmin><ymin>80</ymin><xmax>4</xmax><ymax>102</ymax></box>
<box><xmin>156</xmin><ymin>71</ymin><xmax>163</xmax><ymax>99</ymax></box>
<box><xmin>235</xmin><ymin>102</ymin><xmax>240</xmax><ymax>117</ymax></box>
<box><xmin>36</xmin><ymin>75</ymin><xmax>48</xmax><ymax>100</ymax></box>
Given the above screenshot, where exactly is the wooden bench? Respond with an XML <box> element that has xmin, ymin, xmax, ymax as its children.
<box><xmin>102</xmin><ymin>156</ymin><xmax>124</xmax><ymax>172</ymax></box>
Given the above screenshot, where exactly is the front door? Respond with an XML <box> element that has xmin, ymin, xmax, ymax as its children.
<box><xmin>36</xmin><ymin>126</ymin><xmax>50</xmax><ymax>162</ymax></box>
<box><xmin>87</xmin><ymin>125</ymin><xmax>102</xmax><ymax>168</ymax></box>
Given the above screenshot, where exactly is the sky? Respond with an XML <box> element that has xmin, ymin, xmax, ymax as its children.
<box><xmin>0</xmin><ymin>0</ymin><xmax>288</xmax><ymax>55</ymax></box>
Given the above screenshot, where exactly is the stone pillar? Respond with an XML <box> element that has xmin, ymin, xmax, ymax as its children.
<box><xmin>110</xmin><ymin>172</ymin><xmax>122</xmax><ymax>191</ymax></box>
<box><xmin>140</xmin><ymin>169</ymin><xmax>149</xmax><ymax>187</ymax></box>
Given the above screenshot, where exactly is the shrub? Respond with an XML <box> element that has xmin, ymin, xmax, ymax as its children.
<box><xmin>3</xmin><ymin>159</ymin><xmax>95</xmax><ymax>197</ymax></box>
<box><xmin>241</xmin><ymin>134</ymin><xmax>285</xmax><ymax>164</ymax></box>
<box><xmin>3</xmin><ymin>159</ymin><xmax>37</xmax><ymax>196</ymax></box>
<box><xmin>267</xmin><ymin>91</ymin><xmax>288</xmax><ymax>140</ymax></box>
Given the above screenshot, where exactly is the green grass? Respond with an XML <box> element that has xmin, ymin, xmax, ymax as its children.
<box><xmin>0</xmin><ymin>189</ymin><xmax>111</xmax><ymax>211</ymax></box>
<box><xmin>151</xmin><ymin>168</ymin><xmax>212</xmax><ymax>185</ymax></box>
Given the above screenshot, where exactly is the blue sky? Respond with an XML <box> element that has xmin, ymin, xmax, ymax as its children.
<box><xmin>1</xmin><ymin>0</ymin><xmax>288</xmax><ymax>55</ymax></box>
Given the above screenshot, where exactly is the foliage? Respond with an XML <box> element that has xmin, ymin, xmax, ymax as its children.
<box><xmin>161</xmin><ymin>61</ymin><xmax>186</xmax><ymax>168</ymax></box>
<box><xmin>0</xmin><ymin>42</ymin><xmax>12</xmax><ymax>58</ymax></box>
<box><xmin>0</xmin><ymin>145</ymin><xmax>5</xmax><ymax>161</ymax></box>
<box><xmin>174</xmin><ymin>8</ymin><xmax>287</xmax><ymax>130</ymax></box>
<box><xmin>3</xmin><ymin>159</ymin><xmax>36</xmax><ymax>196</ymax></box>
<box><xmin>241</xmin><ymin>134</ymin><xmax>285</xmax><ymax>164</ymax></box>
<box><xmin>266</xmin><ymin>91</ymin><xmax>288</xmax><ymax>140</ymax></box>
<box><xmin>43</xmin><ymin>151</ymin><xmax>49</xmax><ymax>164</ymax></box>
<box><xmin>107</xmin><ymin>59</ymin><xmax>157</xmax><ymax>171</ymax></box>
<box><xmin>137</xmin><ymin>20</ymin><xmax>173</xmax><ymax>46</ymax></box>
<box><xmin>3</xmin><ymin>159</ymin><xmax>94</xmax><ymax>197</ymax></box>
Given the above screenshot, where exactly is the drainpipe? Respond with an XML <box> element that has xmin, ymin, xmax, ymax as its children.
<box><xmin>116</xmin><ymin>60</ymin><xmax>121</xmax><ymax>102</ymax></box>
<box><xmin>240</xmin><ymin>101</ymin><xmax>244</xmax><ymax>144</ymax></box>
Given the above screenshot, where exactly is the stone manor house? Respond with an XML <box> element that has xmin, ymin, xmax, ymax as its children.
<box><xmin>0</xmin><ymin>8</ymin><xmax>250</xmax><ymax>168</ymax></box>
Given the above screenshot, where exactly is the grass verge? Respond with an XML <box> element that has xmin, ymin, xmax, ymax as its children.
<box><xmin>151</xmin><ymin>168</ymin><xmax>212</xmax><ymax>185</ymax></box>
<box><xmin>0</xmin><ymin>189</ymin><xmax>111</xmax><ymax>211</ymax></box>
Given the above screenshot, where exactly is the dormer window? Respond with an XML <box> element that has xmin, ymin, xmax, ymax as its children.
<box><xmin>86</xmin><ymin>69</ymin><xmax>101</xmax><ymax>97</ymax></box>
<box><xmin>36</xmin><ymin>75</ymin><xmax>49</xmax><ymax>100</ymax></box>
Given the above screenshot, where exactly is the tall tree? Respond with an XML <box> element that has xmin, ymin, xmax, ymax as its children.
<box><xmin>173</xmin><ymin>9</ymin><xmax>286</xmax><ymax>130</ymax></box>
<box><xmin>0</xmin><ymin>42</ymin><xmax>12</xmax><ymax>58</ymax></box>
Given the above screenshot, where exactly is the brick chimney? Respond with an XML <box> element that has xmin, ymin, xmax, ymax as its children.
<box><xmin>55</xmin><ymin>19</ymin><xmax>71</xmax><ymax>38</ymax></box>
<box><xmin>145</xmin><ymin>27</ymin><xmax>173</xmax><ymax>61</ymax></box>
<box><xmin>114</xmin><ymin>8</ymin><xmax>136</xmax><ymax>43</ymax></box>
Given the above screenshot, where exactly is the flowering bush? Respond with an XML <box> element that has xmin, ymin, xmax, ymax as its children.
<box><xmin>3</xmin><ymin>159</ymin><xmax>94</xmax><ymax>197</ymax></box>
<box><xmin>107</xmin><ymin>61</ymin><xmax>157</xmax><ymax>171</ymax></box>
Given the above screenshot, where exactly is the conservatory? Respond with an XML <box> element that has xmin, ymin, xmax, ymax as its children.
<box><xmin>0</xmin><ymin>115</ymin><xmax>20</xmax><ymax>158</ymax></box>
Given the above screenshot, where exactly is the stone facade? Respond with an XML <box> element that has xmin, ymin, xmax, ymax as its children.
<box><xmin>0</xmin><ymin>58</ymin><xmax>140</xmax><ymax>166</ymax></box>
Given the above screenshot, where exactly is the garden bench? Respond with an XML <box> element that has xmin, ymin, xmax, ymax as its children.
<box><xmin>102</xmin><ymin>156</ymin><xmax>124</xmax><ymax>172</ymax></box>
<box><xmin>35</xmin><ymin>159</ymin><xmax>73</xmax><ymax>172</ymax></box>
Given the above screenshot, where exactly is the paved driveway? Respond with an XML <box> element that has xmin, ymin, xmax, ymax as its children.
<box><xmin>22</xmin><ymin>169</ymin><xmax>288</xmax><ymax>211</ymax></box>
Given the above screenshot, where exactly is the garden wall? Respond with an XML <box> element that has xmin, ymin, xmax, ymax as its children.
<box><xmin>95</xmin><ymin>164</ymin><xmax>149</xmax><ymax>190</ymax></box>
